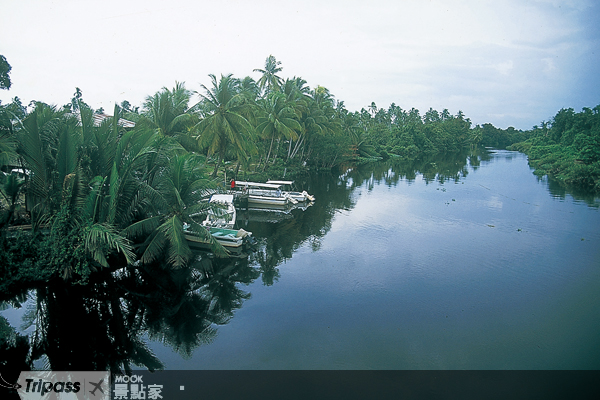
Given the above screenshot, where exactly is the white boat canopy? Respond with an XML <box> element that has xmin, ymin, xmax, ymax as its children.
<box><xmin>234</xmin><ymin>181</ymin><xmax>284</xmax><ymax>189</ymax></box>
<box><xmin>210</xmin><ymin>194</ymin><xmax>235</xmax><ymax>203</ymax></box>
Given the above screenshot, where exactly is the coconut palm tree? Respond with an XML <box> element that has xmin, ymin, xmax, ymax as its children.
<box><xmin>141</xmin><ymin>82</ymin><xmax>197</xmax><ymax>151</ymax></box>
<box><xmin>256</xmin><ymin>92</ymin><xmax>301</xmax><ymax>167</ymax></box>
<box><xmin>279</xmin><ymin>77</ymin><xmax>311</xmax><ymax>159</ymax></box>
<box><xmin>254</xmin><ymin>55</ymin><xmax>283</xmax><ymax>96</ymax></box>
<box><xmin>0</xmin><ymin>114</ymin><xmax>16</xmax><ymax>167</ymax></box>
<box><xmin>195</xmin><ymin>74</ymin><xmax>256</xmax><ymax>177</ymax></box>
<box><xmin>289</xmin><ymin>86</ymin><xmax>341</xmax><ymax>162</ymax></box>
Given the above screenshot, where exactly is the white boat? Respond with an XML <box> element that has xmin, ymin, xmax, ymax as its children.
<box><xmin>184</xmin><ymin>225</ymin><xmax>254</xmax><ymax>252</ymax></box>
<box><xmin>202</xmin><ymin>194</ymin><xmax>236</xmax><ymax>229</ymax></box>
<box><xmin>233</xmin><ymin>181</ymin><xmax>298</xmax><ymax>206</ymax></box>
<box><xmin>266</xmin><ymin>180</ymin><xmax>315</xmax><ymax>202</ymax></box>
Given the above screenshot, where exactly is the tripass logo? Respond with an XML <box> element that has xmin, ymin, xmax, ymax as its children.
<box><xmin>11</xmin><ymin>371</ymin><xmax>110</xmax><ymax>400</ymax></box>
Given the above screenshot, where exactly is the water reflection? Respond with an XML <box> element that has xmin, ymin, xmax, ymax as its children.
<box><xmin>0</xmin><ymin>255</ymin><xmax>260</xmax><ymax>373</ymax></box>
<box><xmin>343</xmin><ymin>148</ymin><xmax>489</xmax><ymax>188</ymax></box>
<box><xmin>240</xmin><ymin>172</ymin><xmax>359</xmax><ymax>281</ymax></box>
<box><xmin>545</xmin><ymin>177</ymin><xmax>600</xmax><ymax>207</ymax></box>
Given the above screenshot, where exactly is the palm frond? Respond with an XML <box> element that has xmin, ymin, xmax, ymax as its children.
<box><xmin>85</xmin><ymin>223</ymin><xmax>136</xmax><ymax>267</ymax></box>
<box><xmin>123</xmin><ymin>215</ymin><xmax>162</xmax><ymax>238</ymax></box>
<box><xmin>159</xmin><ymin>215</ymin><xmax>191</xmax><ymax>268</ymax></box>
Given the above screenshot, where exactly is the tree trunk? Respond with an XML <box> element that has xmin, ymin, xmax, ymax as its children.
<box><xmin>290</xmin><ymin>133</ymin><xmax>305</xmax><ymax>159</ymax></box>
<box><xmin>264</xmin><ymin>133</ymin><xmax>276</xmax><ymax>170</ymax></box>
<box><xmin>211</xmin><ymin>155</ymin><xmax>222</xmax><ymax>178</ymax></box>
<box><xmin>287</xmin><ymin>139</ymin><xmax>293</xmax><ymax>160</ymax></box>
<box><xmin>272</xmin><ymin>138</ymin><xmax>281</xmax><ymax>164</ymax></box>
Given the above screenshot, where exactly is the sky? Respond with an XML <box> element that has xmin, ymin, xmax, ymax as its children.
<box><xmin>1</xmin><ymin>0</ymin><xmax>599</xmax><ymax>130</ymax></box>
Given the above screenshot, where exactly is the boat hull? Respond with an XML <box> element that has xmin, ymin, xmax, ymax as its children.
<box><xmin>247</xmin><ymin>194</ymin><xmax>296</xmax><ymax>205</ymax></box>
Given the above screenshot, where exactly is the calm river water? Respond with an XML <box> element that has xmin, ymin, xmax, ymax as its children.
<box><xmin>151</xmin><ymin>149</ymin><xmax>600</xmax><ymax>370</ymax></box>
<box><xmin>2</xmin><ymin>149</ymin><xmax>599</xmax><ymax>371</ymax></box>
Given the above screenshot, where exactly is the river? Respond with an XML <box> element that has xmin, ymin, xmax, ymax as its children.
<box><xmin>153</xmin><ymin>149</ymin><xmax>600</xmax><ymax>369</ymax></box>
<box><xmin>2</xmin><ymin>148</ymin><xmax>599</xmax><ymax>370</ymax></box>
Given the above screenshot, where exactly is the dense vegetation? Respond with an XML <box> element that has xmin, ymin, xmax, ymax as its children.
<box><xmin>509</xmin><ymin>106</ymin><xmax>600</xmax><ymax>191</ymax></box>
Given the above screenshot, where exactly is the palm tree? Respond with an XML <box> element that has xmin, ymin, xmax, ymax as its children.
<box><xmin>237</xmin><ymin>76</ymin><xmax>261</xmax><ymax>105</ymax></box>
<box><xmin>280</xmin><ymin>77</ymin><xmax>311</xmax><ymax>159</ymax></box>
<box><xmin>15</xmin><ymin>102</ymin><xmax>137</xmax><ymax>279</ymax></box>
<box><xmin>256</xmin><ymin>92</ymin><xmax>301</xmax><ymax>167</ymax></box>
<box><xmin>289</xmin><ymin>86</ymin><xmax>340</xmax><ymax>163</ymax></box>
<box><xmin>0</xmin><ymin>113</ymin><xmax>16</xmax><ymax>167</ymax></box>
<box><xmin>194</xmin><ymin>74</ymin><xmax>256</xmax><ymax>177</ymax></box>
<box><xmin>125</xmin><ymin>152</ymin><xmax>227</xmax><ymax>267</ymax></box>
<box><xmin>17</xmin><ymin>102</ymin><xmax>69</xmax><ymax>228</ymax></box>
<box><xmin>254</xmin><ymin>55</ymin><xmax>283</xmax><ymax>96</ymax></box>
<box><xmin>0</xmin><ymin>174</ymin><xmax>25</xmax><ymax>229</ymax></box>
<box><xmin>141</xmin><ymin>82</ymin><xmax>197</xmax><ymax>151</ymax></box>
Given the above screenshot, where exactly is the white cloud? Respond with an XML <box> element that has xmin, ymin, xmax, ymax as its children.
<box><xmin>493</xmin><ymin>61</ymin><xmax>514</xmax><ymax>76</ymax></box>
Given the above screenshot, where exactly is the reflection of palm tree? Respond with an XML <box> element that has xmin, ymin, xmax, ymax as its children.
<box><xmin>142</xmin><ymin>269</ymin><xmax>217</xmax><ymax>359</ymax></box>
<box><xmin>27</xmin><ymin>281</ymin><xmax>164</xmax><ymax>373</ymax></box>
<box><xmin>24</xmin><ymin>257</ymin><xmax>259</xmax><ymax>371</ymax></box>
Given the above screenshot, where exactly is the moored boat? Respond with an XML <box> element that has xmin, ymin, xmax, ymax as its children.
<box><xmin>266</xmin><ymin>180</ymin><xmax>315</xmax><ymax>202</ymax></box>
<box><xmin>233</xmin><ymin>181</ymin><xmax>298</xmax><ymax>206</ymax></box>
<box><xmin>184</xmin><ymin>225</ymin><xmax>254</xmax><ymax>253</ymax></box>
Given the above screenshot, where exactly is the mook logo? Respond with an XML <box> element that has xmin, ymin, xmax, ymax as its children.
<box><xmin>112</xmin><ymin>373</ymin><xmax>166</xmax><ymax>400</ymax></box>
<box><xmin>12</xmin><ymin>371</ymin><xmax>110</xmax><ymax>400</ymax></box>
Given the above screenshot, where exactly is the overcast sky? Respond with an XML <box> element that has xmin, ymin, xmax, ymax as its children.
<box><xmin>1</xmin><ymin>0</ymin><xmax>599</xmax><ymax>130</ymax></box>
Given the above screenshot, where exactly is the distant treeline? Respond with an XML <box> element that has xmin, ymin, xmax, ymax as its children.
<box><xmin>356</xmin><ymin>102</ymin><xmax>600</xmax><ymax>192</ymax></box>
<box><xmin>337</xmin><ymin>103</ymin><xmax>530</xmax><ymax>162</ymax></box>
<box><xmin>508</xmin><ymin>106</ymin><xmax>600</xmax><ymax>192</ymax></box>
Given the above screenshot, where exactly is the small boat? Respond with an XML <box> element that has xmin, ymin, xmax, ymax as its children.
<box><xmin>184</xmin><ymin>225</ymin><xmax>254</xmax><ymax>252</ymax></box>
<box><xmin>266</xmin><ymin>180</ymin><xmax>315</xmax><ymax>202</ymax></box>
<box><xmin>207</xmin><ymin>227</ymin><xmax>252</xmax><ymax>249</ymax></box>
<box><xmin>202</xmin><ymin>194</ymin><xmax>236</xmax><ymax>229</ymax></box>
<box><xmin>233</xmin><ymin>181</ymin><xmax>298</xmax><ymax>206</ymax></box>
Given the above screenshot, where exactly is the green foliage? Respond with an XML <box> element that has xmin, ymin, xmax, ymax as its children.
<box><xmin>254</xmin><ymin>55</ymin><xmax>283</xmax><ymax>95</ymax></box>
<box><xmin>43</xmin><ymin>206</ymin><xmax>93</xmax><ymax>281</ymax></box>
<box><xmin>0</xmin><ymin>54</ymin><xmax>11</xmax><ymax>90</ymax></box>
<box><xmin>0</xmin><ymin>232</ymin><xmax>49</xmax><ymax>301</ymax></box>
<box><xmin>195</xmin><ymin>74</ymin><xmax>256</xmax><ymax>177</ymax></box>
<box><xmin>511</xmin><ymin>105</ymin><xmax>600</xmax><ymax>192</ymax></box>
<box><xmin>478</xmin><ymin>123</ymin><xmax>528</xmax><ymax>149</ymax></box>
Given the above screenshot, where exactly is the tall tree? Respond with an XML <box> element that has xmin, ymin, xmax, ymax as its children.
<box><xmin>141</xmin><ymin>82</ymin><xmax>197</xmax><ymax>151</ymax></box>
<box><xmin>254</xmin><ymin>55</ymin><xmax>283</xmax><ymax>96</ymax></box>
<box><xmin>195</xmin><ymin>74</ymin><xmax>256</xmax><ymax>177</ymax></box>
<box><xmin>256</xmin><ymin>92</ymin><xmax>301</xmax><ymax>166</ymax></box>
